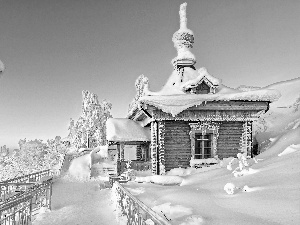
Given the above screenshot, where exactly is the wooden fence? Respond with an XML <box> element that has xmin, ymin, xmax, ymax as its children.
<box><xmin>112</xmin><ymin>181</ymin><xmax>171</xmax><ymax>225</ymax></box>
<box><xmin>0</xmin><ymin>171</ymin><xmax>53</xmax><ymax>225</ymax></box>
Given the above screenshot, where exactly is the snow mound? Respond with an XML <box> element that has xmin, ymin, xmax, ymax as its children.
<box><xmin>166</xmin><ymin>164</ymin><xmax>220</xmax><ymax>177</ymax></box>
<box><xmin>258</xmin><ymin>127</ymin><xmax>300</xmax><ymax>159</ymax></box>
<box><xmin>152</xmin><ymin>202</ymin><xmax>193</xmax><ymax>221</ymax></box>
<box><xmin>190</xmin><ymin>158</ymin><xmax>218</xmax><ymax>167</ymax></box>
<box><xmin>278</xmin><ymin>144</ymin><xmax>300</xmax><ymax>157</ymax></box>
<box><xmin>68</xmin><ymin>154</ymin><xmax>91</xmax><ymax>181</ymax></box>
<box><xmin>91</xmin><ymin>146</ymin><xmax>108</xmax><ymax>162</ymax></box>
<box><xmin>125</xmin><ymin>187</ymin><xmax>145</xmax><ymax>195</ymax></box>
<box><xmin>224</xmin><ymin>183</ymin><xmax>236</xmax><ymax>195</ymax></box>
<box><xmin>135</xmin><ymin>175</ymin><xmax>183</xmax><ymax>185</ymax></box>
<box><xmin>242</xmin><ymin>185</ymin><xmax>262</xmax><ymax>193</ymax></box>
<box><xmin>180</xmin><ymin>215</ymin><xmax>204</xmax><ymax>225</ymax></box>
<box><xmin>233</xmin><ymin>168</ymin><xmax>259</xmax><ymax>177</ymax></box>
<box><xmin>264</xmin><ymin>77</ymin><xmax>300</xmax><ymax>109</ymax></box>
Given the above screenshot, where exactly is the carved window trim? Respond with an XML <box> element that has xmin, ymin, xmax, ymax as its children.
<box><xmin>189</xmin><ymin>122</ymin><xmax>220</xmax><ymax>159</ymax></box>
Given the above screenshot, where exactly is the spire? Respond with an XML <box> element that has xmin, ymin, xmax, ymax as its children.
<box><xmin>172</xmin><ymin>2</ymin><xmax>196</xmax><ymax>68</ymax></box>
<box><xmin>179</xmin><ymin>2</ymin><xmax>188</xmax><ymax>29</ymax></box>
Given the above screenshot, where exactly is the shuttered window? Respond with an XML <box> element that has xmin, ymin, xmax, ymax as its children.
<box><xmin>195</xmin><ymin>134</ymin><xmax>212</xmax><ymax>159</ymax></box>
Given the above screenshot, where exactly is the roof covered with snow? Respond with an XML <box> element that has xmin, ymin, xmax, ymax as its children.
<box><xmin>106</xmin><ymin>118</ymin><xmax>151</xmax><ymax>142</ymax></box>
<box><xmin>140</xmin><ymin>88</ymin><xmax>280</xmax><ymax>116</ymax></box>
<box><xmin>146</xmin><ymin>67</ymin><xmax>221</xmax><ymax>96</ymax></box>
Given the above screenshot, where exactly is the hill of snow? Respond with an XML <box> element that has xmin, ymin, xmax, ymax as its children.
<box><xmin>254</xmin><ymin>77</ymin><xmax>300</xmax><ymax>150</ymax></box>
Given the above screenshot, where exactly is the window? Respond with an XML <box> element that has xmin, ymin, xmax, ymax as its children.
<box><xmin>194</xmin><ymin>134</ymin><xmax>212</xmax><ymax>159</ymax></box>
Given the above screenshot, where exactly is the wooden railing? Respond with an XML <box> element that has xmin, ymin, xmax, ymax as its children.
<box><xmin>0</xmin><ymin>172</ymin><xmax>53</xmax><ymax>225</ymax></box>
<box><xmin>112</xmin><ymin>181</ymin><xmax>171</xmax><ymax>225</ymax></box>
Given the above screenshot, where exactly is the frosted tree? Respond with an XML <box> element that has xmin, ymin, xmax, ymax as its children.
<box><xmin>0</xmin><ymin>145</ymin><xmax>9</xmax><ymax>157</ymax></box>
<box><xmin>68</xmin><ymin>90</ymin><xmax>112</xmax><ymax>149</ymax></box>
<box><xmin>128</xmin><ymin>74</ymin><xmax>149</xmax><ymax>113</ymax></box>
<box><xmin>0</xmin><ymin>138</ymin><xmax>67</xmax><ymax>181</ymax></box>
<box><xmin>44</xmin><ymin>136</ymin><xmax>67</xmax><ymax>171</ymax></box>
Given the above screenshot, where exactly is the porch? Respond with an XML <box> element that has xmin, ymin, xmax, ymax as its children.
<box><xmin>106</xmin><ymin>118</ymin><xmax>152</xmax><ymax>176</ymax></box>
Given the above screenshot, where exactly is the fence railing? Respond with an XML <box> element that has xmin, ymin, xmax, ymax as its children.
<box><xmin>0</xmin><ymin>173</ymin><xmax>53</xmax><ymax>225</ymax></box>
<box><xmin>0</xmin><ymin>169</ymin><xmax>52</xmax><ymax>203</ymax></box>
<box><xmin>1</xmin><ymin>169</ymin><xmax>51</xmax><ymax>184</ymax></box>
<box><xmin>112</xmin><ymin>181</ymin><xmax>171</xmax><ymax>225</ymax></box>
<box><xmin>0</xmin><ymin>194</ymin><xmax>32</xmax><ymax>225</ymax></box>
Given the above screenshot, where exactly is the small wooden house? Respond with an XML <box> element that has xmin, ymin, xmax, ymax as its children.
<box><xmin>106</xmin><ymin>3</ymin><xmax>279</xmax><ymax>175</ymax></box>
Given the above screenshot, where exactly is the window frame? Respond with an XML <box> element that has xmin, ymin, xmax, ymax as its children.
<box><xmin>189</xmin><ymin>122</ymin><xmax>220</xmax><ymax>160</ymax></box>
<box><xmin>194</xmin><ymin>133</ymin><xmax>213</xmax><ymax>159</ymax></box>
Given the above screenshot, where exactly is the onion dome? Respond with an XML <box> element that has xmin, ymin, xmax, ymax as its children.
<box><xmin>172</xmin><ymin>3</ymin><xmax>196</xmax><ymax>67</ymax></box>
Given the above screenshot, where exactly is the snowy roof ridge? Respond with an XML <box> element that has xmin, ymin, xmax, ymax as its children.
<box><xmin>138</xmin><ymin>88</ymin><xmax>280</xmax><ymax>116</ymax></box>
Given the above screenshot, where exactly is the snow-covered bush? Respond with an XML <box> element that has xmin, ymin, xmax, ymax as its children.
<box><xmin>135</xmin><ymin>175</ymin><xmax>183</xmax><ymax>185</ymax></box>
<box><xmin>224</xmin><ymin>183</ymin><xmax>236</xmax><ymax>195</ymax></box>
<box><xmin>118</xmin><ymin>160</ymin><xmax>135</xmax><ymax>181</ymax></box>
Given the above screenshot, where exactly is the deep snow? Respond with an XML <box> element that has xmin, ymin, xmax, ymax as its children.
<box><xmin>124</xmin><ymin>136</ymin><xmax>300</xmax><ymax>224</ymax></box>
<box><xmin>33</xmin><ymin>147</ymin><xmax>118</xmax><ymax>225</ymax></box>
<box><xmin>33</xmin><ymin>176</ymin><xmax>117</xmax><ymax>225</ymax></box>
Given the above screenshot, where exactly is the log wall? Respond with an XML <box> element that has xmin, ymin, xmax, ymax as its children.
<box><xmin>217</xmin><ymin>122</ymin><xmax>243</xmax><ymax>159</ymax></box>
<box><xmin>161</xmin><ymin>121</ymin><xmax>245</xmax><ymax>171</ymax></box>
<box><xmin>163</xmin><ymin>121</ymin><xmax>191</xmax><ymax>171</ymax></box>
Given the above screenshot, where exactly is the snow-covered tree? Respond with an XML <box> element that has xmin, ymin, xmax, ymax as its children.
<box><xmin>0</xmin><ymin>145</ymin><xmax>9</xmax><ymax>157</ymax></box>
<box><xmin>0</xmin><ymin>138</ymin><xmax>67</xmax><ymax>181</ymax></box>
<box><xmin>68</xmin><ymin>90</ymin><xmax>112</xmax><ymax>149</ymax></box>
<box><xmin>128</xmin><ymin>74</ymin><xmax>149</xmax><ymax>113</ymax></box>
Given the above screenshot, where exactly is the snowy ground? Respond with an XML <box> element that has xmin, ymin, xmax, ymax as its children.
<box><xmin>124</xmin><ymin>138</ymin><xmax>300</xmax><ymax>224</ymax></box>
<box><xmin>33</xmin><ymin>176</ymin><xmax>118</xmax><ymax>225</ymax></box>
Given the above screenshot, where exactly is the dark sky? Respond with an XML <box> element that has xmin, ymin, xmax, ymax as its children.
<box><xmin>1</xmin><ymin>0</ymin><xmax>300</xmax><ymax>149</ymax></box>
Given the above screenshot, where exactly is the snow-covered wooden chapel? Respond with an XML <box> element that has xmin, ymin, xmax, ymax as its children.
<box><xmin>106</xmin><ymin>3</ymin><xmax>279</xmax><ymax>175</ymax></box>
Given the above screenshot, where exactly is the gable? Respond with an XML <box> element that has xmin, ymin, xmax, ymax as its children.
<box><xmin>181</xmin><ymin>68</ymin><xmax>220</xmax><ymax>94</ymax></box>
<box><xmin>183</xmin><ymin>77</ymin><xmax>216</xmax><ymax>94</ymax></box>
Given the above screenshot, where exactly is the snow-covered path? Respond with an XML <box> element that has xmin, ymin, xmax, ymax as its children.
<box><xmin>33</xmin><ymin>177</ymin><xmax>118</xmax><ymax>225</ymax></box>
